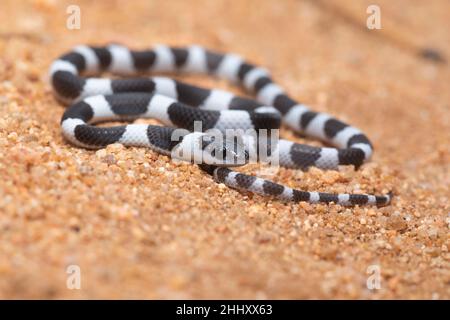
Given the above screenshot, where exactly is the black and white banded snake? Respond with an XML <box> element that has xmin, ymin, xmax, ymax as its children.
<box><xmin>50</xmin><ymin>44</ymin><xmax>392</xmax><ymax>206</ymax></box>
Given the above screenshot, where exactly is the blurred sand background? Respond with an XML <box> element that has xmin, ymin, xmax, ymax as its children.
<box><xmin>0</xmin><ymin>0</ymin><xmax>448</xmax><ymax>299</ymax></box>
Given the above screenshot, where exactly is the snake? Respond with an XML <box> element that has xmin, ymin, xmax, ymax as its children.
<box><xmin>49</xmin><ymin>44</ymin><xmax>392</xmax><ymax>206</ymax></box>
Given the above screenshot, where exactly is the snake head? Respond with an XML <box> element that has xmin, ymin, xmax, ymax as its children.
<box><xmin>201</xmin><ymin>134</ymin><xmax>249</xmax><ymax>167</ymax></box>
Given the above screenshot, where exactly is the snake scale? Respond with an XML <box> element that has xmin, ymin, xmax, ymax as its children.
<box><xmin>50</xmin><ymin>44</ymin><xmax>392</xmax><ymax>206</ymax></box>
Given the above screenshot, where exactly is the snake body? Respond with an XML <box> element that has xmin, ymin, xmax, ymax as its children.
<box><xmin>50</xmin><ymin>44</ymin><xmax>392</xmax><ymax>206</ymax></box>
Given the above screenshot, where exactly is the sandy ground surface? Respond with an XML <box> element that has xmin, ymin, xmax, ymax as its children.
<box><xmin>0</xmin><ymin>0</ymin><xmax>449</xmax><ymax>299</ymax></box>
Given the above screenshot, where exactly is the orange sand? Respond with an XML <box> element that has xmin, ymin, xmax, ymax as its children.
<box><xmin>0</xmin><ymin>0</ymin><xmax>448</xmax><ymax>299</ymax></box>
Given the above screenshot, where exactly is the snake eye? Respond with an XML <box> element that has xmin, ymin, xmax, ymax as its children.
<box><xmin>201</xmin><ymin>134</ymin><xmax>248</xmax><ymax>167</ymax></box>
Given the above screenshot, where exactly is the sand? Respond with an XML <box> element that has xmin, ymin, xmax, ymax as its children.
<box><xmin>0</xmin><ymin>0</ymin><xmax>448</xmax><ymax>299</ymax></box>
